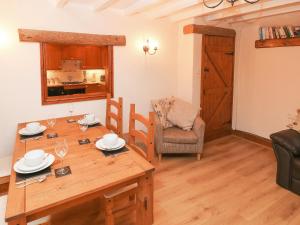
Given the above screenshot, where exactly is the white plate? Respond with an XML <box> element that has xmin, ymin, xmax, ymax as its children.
<box><xmin>18</xmin><ymin>125</ymin><xmax>47</xmax><ymax>136</ymax></box>
<box><xmin>96</xmin><ymin>138</ymin><xmax>126</xmax><ymax>151</ymax></box>
<box><xmin>78</xmin><ymin>118</ymin><xmax>100</xmax><ymax>126</ymax></box>
<box><xmin>14</xmin><ymin>154</ymin><xmax>55</xmax><ymax>174</ymax></box>
<box><xmin>16</xmin><ymin>155</ymin><xmax>49</xmax><ymax>172</ymax></box>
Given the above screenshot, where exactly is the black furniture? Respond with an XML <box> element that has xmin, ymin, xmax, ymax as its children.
<box><xmin>270</xmin><ymin>129</ymin><xmax>300</xmax><ymax>195</ymax></box>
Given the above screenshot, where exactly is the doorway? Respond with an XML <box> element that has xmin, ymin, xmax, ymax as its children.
<box><xmin>201</xmin><ymin>35</ymin><xmax>235</xmax><ymax>141</ymax></box>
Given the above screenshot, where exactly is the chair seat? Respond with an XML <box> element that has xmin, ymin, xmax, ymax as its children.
<box><xmin>0</xmin><ymin>156</ymin><xmax>12</xmax><ymax>178</ymax></box>
<box><xmin>104</xmin><ymin>183</ymin><xmax>138</xmax><ymax>199</ymax></box>
<box><xmin>163</xmin><ymin>127</ymin><xmax>198</xmax><ymax>144</ymax></box>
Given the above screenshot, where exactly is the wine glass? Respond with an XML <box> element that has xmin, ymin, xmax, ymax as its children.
<box><xmin>79</xmin><ymin>124</ymin><xmax>88</xmax><ymax>132</ymax></box>
<box><xmin>47</xmin><ymin>117</ymin><xmax>57</xmax><ymax>137</ymax></box>
<box><xmin>47</xmin><ymin>118</ymin><xmax>56</xmax><ymax>128</ymax></box>
<box><xmin>69</xmin><ymin>104</ymin><xmax>74</xmax><ymax>117</ymax></box>
<box><xmin>55</xmin><ymin>139</ymin><xmax>69</xmax><ymax>175</ymax></box>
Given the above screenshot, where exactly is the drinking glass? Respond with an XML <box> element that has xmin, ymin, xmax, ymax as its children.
<box><xmin>69</xmin><ymin>104</ymin><xmax>74</xmax><ymax>117</ymax></box>
<box><xmin>47</xmin><ymin>118</ymin><xmax>56</xmax><ymax>128</ymax></box>
<box><xmin>79</xmin><ymin>124</ymin><xmax>88</xmax><ymax>132</ymax></box>
<box><xmin>55</xmin><ymin>139</ymin><xmax>69</xmax><ymax>175</ymax></box>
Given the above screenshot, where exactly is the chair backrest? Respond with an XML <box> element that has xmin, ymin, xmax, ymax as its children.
<box><xmin>106</xmin><ymin>93</ymin><xmax>123</xmax><ymax>136</ymax></box>
<box><xmin>128</xmin><ymin>104</ymin><xmax>155</xmax><ymax>163</ymax></box>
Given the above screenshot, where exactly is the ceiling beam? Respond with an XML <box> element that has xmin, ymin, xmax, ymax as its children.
<box><xmin>146</xmin><ymin>0</ymin><xmax>201</xmax><ymax>19</ymax></box>
<box><xmin>169</xmin><ymin>0</ymin><xmax>263</xmax><ymax>22</ymax></box>
<box><xmin>228</xmin><ymin>4</ymin><xmax>300</xmax><ymax>23</ymax></box>
<box><xmin>55</xmin><ymin>0</ymin><xmax>69</xmax><ymax>8</ymax></box>
<box><xmin>93</xmin><ymin>0</ymin><xmax>119</xmax><ymax>11</ymax></box>
<box><xmin>206</xmin><ymin>0</ymin><xmax>300</xmax><ymax>21</ymax></box>
<box><xmin>123</xmin><ymin>0</ymin><xmax>160</xmax><ymax>16</ymax></box>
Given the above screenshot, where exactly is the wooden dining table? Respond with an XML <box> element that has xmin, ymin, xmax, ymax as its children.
<box><xmin>5</xmin><ymin>115</ymin><xmax>154</xmax><ymax>225</ymax></box>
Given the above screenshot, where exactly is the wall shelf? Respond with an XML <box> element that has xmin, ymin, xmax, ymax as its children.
<box><xmin>255</xmin><ymin>37</ymin><xmax>300</xmax><ymax>48</ymax></box>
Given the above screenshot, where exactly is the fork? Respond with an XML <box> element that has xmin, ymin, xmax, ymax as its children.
<box><xmin>16</xmin><ymin>175</ymin><xmax>47</xmax><ymax>188</ymax></box>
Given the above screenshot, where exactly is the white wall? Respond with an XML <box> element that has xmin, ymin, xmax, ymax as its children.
<box><xmin>177</xmin><ymin>19</ymin><xmax>202</xmax><ymax>108</ymax></box>
<box><xmin>232</xmin><ymin>12</ymin><xmax>300</xmax><ymax>138</ymax></box>
<box><xmin>0</xmin><ymin>0</ymin><xmax>178</xmax><ymax>157</ymax></box>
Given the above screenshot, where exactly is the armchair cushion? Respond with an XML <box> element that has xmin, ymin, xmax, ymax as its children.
<box><xmin>163</xmin><ymin>127</ymin><xmax>198</xmax><ymax>144</ymax></box>
<box><xmin>167</xmin><ymin>98</ymin><xmax>199</xmax><ymax>131</ymax></box>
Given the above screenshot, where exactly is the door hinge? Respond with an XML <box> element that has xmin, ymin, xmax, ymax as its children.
<box><xmin>144</xmin><ymin>197</ymin><xmax>148</xmax><ymax>210</ymax></box>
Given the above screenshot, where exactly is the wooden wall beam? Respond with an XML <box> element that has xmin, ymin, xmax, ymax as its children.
<box><xmin>18</xmin><ymin>29</ymin><xmax>126</xmax><ymax>46</ymax></box>
<box><xmin>183</xmin><ymin>24</ymin><xmax>236</xmax><ymax>37</ymax></box>
<box><xmin>255</xmin><ymin>37</ymin><xmax>300</xmax><ymax>48</ymax></box>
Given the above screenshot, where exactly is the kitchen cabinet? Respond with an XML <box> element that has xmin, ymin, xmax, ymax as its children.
<box><xmin>62</xmin><ymin>45</ymin><xmax>85</xmax><ymax>63</ymax></box>
<box><xmin>99</xmin><ymin>46</ymin><xmax>109</xmax><ymax>68</ymax></box>
<box><xmin>43</xmin><ymin>44</ymin><xmax>106</xmax><ymax>70</ymax></box>
<box><xmin>86</xmin><ymin>83</ymin><xmax>106</xmax><ymax>93</ymax></box>
<box><xmin>83</xmin><ymin>46</ymin><xmax>101</xmax><ymax>69</ymax></box>
<box><xmin>44</xmin><ymin>44</ymin><xmax>62</xmax><ymax>70</ymax></box>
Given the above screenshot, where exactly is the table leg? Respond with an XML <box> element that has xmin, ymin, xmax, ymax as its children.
<box><xmin>8</xmin><ymin>217</ymin><xmax>26</xmax><ymax>225</ymax></box>
<box><xmin>136</xmin><ymin>171</ymin><xmax>154</xmax><ymax>225</ymax></box>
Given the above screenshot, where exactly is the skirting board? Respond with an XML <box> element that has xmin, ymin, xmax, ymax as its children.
<box><xmin>232</xmin><ymin>130</ymin><xmax>272</xmax><ymax>148</ymax></box>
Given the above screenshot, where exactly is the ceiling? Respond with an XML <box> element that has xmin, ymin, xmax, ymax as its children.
<box><xmin>50</xmin><ymin>0</ymin><xmax>300</xmax><ymax>23</ymax></box>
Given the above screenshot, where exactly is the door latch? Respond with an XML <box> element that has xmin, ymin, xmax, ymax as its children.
<box><xmin>144</xmin><ymin>197</ymin><xmax>148</xmax><ymax>210</ymax></box>
<box><xmin>225</xmin><ymin>52</ymin><xmax>234</xmax><ymax>56</ymax></box>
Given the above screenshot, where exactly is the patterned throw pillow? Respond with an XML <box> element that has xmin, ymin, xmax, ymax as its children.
<box><xmin>151</xmin><ymin>97</ymin><xmax>175</xmax><ymax>129</ymax></box>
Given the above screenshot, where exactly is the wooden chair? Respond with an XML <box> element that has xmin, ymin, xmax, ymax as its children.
<box><xmin>104</xmin><ymin>104</ymin><xmax>155</xmax><ymax>225</ymax></box>
<box><xmin>128</xmin><ymin>104</ymin><xmax>155</xmax><ymax>163</ymax></box>
<box><xmin>1</xmin><ymin>195</ymin><xmax>49</xmax><ymax>225</ymax></box>
<box><xmin>106</xmin><ymin>93</ymin><xmax>123</xmax><ymax>137</ymax></box>
<box><xmin>0</xmin><ymin>156</ymin><xmax>11</xmax><ymax>195</ymax></box>
<box><xmin>0</xmin><ymin>156</ymin><xmax>49</xmax><ymax>225</ymax></box>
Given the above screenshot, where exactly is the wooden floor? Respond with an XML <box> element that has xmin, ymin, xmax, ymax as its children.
<box><xmin>39</xmin><ymin>135</ymin><xmax>300</xmax><ymax>224</ymax></box>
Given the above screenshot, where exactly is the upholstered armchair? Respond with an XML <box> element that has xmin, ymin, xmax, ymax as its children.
<box><xmin>154</xmin><ymin>114</ymin><xmax>205</xmax><ymax>160</ymax></box>
<box><xmin>270</xmin><ymin>129</ymin><xmax>300</xmax><ymax>195</ymax></box>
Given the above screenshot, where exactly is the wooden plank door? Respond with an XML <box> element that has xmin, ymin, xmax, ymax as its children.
<box><xmin>201</xmin><ymin>35</ymin><xmax>235</xmax><ymax>141</ymax></box>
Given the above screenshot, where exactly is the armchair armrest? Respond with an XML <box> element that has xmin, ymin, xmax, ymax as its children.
<box><xmin>192</xmin><ymin>116</ymin><xmax>205</xmax><ymax>141</ymax></box>
<box><xmin>154</xmin><ymin>113</ymin><xmax>163</xmax><ymax>154</ymax></box>
<box><xmin>270</xmin><ymin>129</ymin><xmax>300</xmax><ymax>156</ymax></box>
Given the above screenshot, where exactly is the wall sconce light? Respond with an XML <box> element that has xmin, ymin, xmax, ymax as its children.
<box><xmin>143</xmin><ymin>39</ymin><xmax>158</xmax><ymax>55</ymax></box>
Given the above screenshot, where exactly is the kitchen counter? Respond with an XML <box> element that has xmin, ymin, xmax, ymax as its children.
<box><xmin>47</xmin><ymin>81</ymin><xmax>107</xmax><ymax>96</ymax></box>
<box><xmin>47</xmin><ymin>81</ymin><xmax>105</xmax><ymax>88</ymax></box>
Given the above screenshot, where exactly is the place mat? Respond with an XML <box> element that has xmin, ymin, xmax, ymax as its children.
<box><xmin>47</xmin><ymin>133</ymin><xmax>58</xmax><ymax>139</ymax></box>
<box><xmin>100</xmin><ymin>146</ymin><xmax>129</xmax><ymax>157</ymax></box>
<box><xmin>55</xmin><ymin>166</ymin><xmax>71</xmax><ymax>178</ymax></box>
<box><xmin>78</xmin><ymin>138</ymin><xmax>91</xmax><ymax>145</ymax></box>
<box><xmin>88</xmin><ymin>123</ymin><xmax>102</xmax><ymax>128</ymax></box>
<box><xmin>20</xmin><ymin>132</ymin><xmax>44</xmax><ymax>140</ymax></box>
<box><xmin>16</xmin><ymin>167</ymin><xmax>52</xmax><ymax>183</ymax></box>
<box><xmin>67</xmin><ymin>119</ymin><xmax>77</xmax><ymax>123</ymax></box>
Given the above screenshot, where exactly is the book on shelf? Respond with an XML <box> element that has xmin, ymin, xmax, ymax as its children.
<box><xmin>258</xmin><ymin>25</ymin><xmax>300</xmax><ymax>40</ymax></box>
